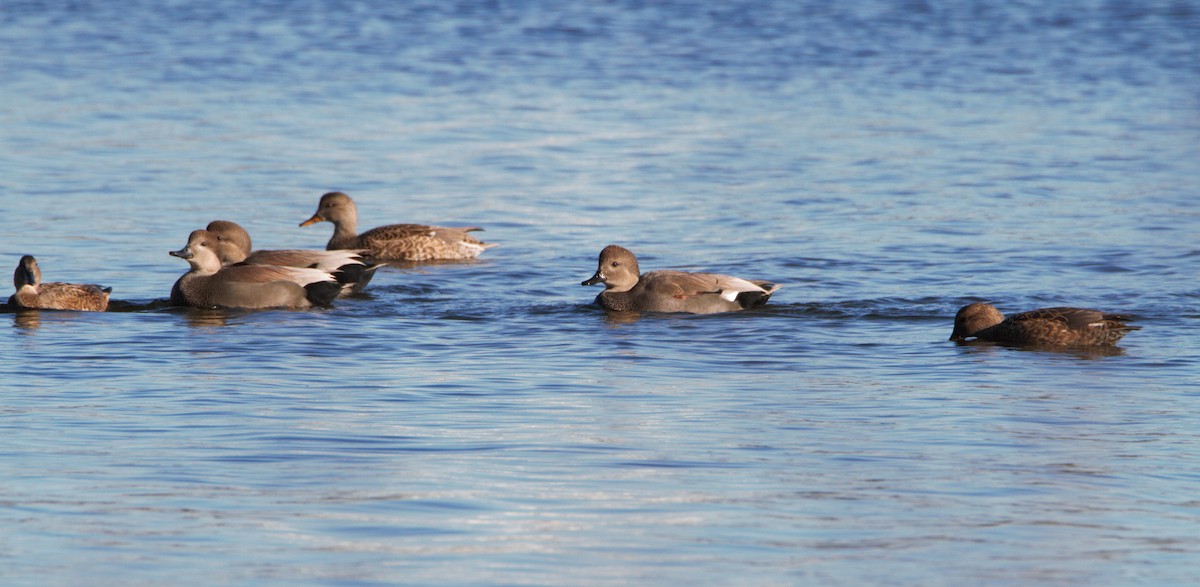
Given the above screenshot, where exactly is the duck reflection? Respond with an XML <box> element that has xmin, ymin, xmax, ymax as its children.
<box><xmin>602</xmin><ymin>309</ymin><xmax>642</xmax><ymax>325</ymax></box>
<box><xmin>954</xmin><ymin>339</ymin><xmax>1126</xmax><ymax>359</ymax></box>
<box><xmin>12</xmin><ymin>309</ymin><xmax>42</xmax><ymax>330</ymax></box>
<box><xmin>182</xmin><ymin>308</ymin><xmax>231</xmax><ymax>328</ymax></box>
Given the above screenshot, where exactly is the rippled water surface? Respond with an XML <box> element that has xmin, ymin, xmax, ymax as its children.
<box><xmin>2</xmin><ymin>1</ymin><xmax>1199</xmax><ymax>585</ymax></box>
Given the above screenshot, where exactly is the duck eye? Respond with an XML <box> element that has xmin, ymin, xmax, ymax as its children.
<box><xmin>610</xmin><ymin>261</ymin><xmax>619</xmax><ymax>267</ymax></box>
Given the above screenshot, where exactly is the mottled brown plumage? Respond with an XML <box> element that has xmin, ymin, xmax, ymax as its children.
<box><xmin>950</xmin><ymin>303</ymin><xmax>1138</xmax><ymax>347</ymax></box>
<box><xmin>9</xmin><ymin>255</ymin><xmax>110</xmax><ymax>311</ymax></box>
<box><xmin>170</xmin><ymin>230</ymin><xmax>341</xmax><ymax>309</ymax></box>
<box><xmin>581</xmin><ymin>244</ymin><xmax>781</xmax><ymax>314</ymax></box>
<box><xmin>299</xmin><ymin>191</ymin><xmax>496</xmax><ymax>261</ymax></box>
<box><xmin>206</xmin><ymin>220</ymin><xmax>382</xmax><ymax>295</ymax></box>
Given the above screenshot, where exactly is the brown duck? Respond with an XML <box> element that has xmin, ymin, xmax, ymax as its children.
<box><xmin>582</xmin><ymin>244</ymin><xmax>781</xmax><ymax>314</ymax></box>
<box><xmin>206</xmin><ymin>220</ymin><xmax>383</xmax><ymax>296</ymax></box>
<box><xmin>950</xmin><ymin>303</ymin><xmax>1138</xmax><ymax>347</ymax></box>
<box><xmin>9</xmin><ymin>255</ymin><xmax>111</xmax><ymax>311</ymax></box>
<box><xmin>299</xmin><ymin>191</ymin><xmax>496</xmax><ymax>261</ymax></box>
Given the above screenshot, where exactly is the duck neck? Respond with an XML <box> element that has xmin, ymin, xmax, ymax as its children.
<box><xmin>14</xmin><ymin>284</ymin><xmax>39</xmax><ymax>300</ymax></box>
<box><xmin>329</xmin><ymin>216</ymin><xmax>359</xmax><ymax>249</ymax></box>
<box><xmin>189</xmin><ymin>263</ymin><xmax>219</xmax><ymax>276</ymax></box>
<box><xmin>218</xmin><ymin>244</ymin><xmax>249</xmax><ymax>264</ymax></box>
<box><xmin>187</xmin><ymin>253</ymin><xmax>223</xmax><ymax>276</ymax></box>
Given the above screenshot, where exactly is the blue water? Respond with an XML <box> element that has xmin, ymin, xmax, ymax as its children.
<box><xmin>2</xmin><ymin>1</ymin><xmax>1199</xmax><ymax>585</ymax></box>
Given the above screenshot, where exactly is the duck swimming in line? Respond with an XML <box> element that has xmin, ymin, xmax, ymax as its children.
<box><xmin>299</xmin><ymin>191</ymin><xmax>496</xmax><ymax>262</ymax></box>
<box><xmin>949</xmin><ymin>303</ymin><xmax>1138</xmax><ymax>347</ymax></box>
<box><xmin>9</xmin><ymin>255</ymin><xmax>111</xmax><ymax>311</ymax></box>
<box><xmin>582</xmin><ymin>244</ymin><xmax>781</xmax><ymax>314</ymax></box>
<box><xmin>206</xmin><ymin>220</ymin><xmax>382</xmax><ymax>296</ymax></box>
<box><xmin>169</xmin><ymin>229</ymin><xmax>341</xmax><ymax>309</ymax></box>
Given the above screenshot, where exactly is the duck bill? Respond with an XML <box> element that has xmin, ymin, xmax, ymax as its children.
<box><xmin>169</xmin><ymin>246</ymin><xmax>193</xmax><ymax>260</ymax></box>
<box><xmin>18</xmin><ymin>265</ymin><xmax>36</xmax><ymax>286</ymax></box>
<box><xmin>299</xmin><ymin>213</ymin><xmax>324</xmax><ymax>227</ymax></box>
<box><xmin>581</xmin><ymin>271</ymin><xmax>604</xmax><ymax>286</ymax></box>
<box><xmin>948</xmin><ymin>328</ymin><xmax>966</xmax><ymax>342</ymax></box>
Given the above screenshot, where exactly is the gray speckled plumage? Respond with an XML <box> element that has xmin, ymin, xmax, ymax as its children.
<box><xmin>299</xmin><ymin>192</ymin><xmax>496</xmax><ymax>262</ymax></box>
<box><xmin>9</xmin><ymin>255</ymin><xmax>111</xmax><ymax>311</ymax></box>
<box><xmin>170</xmin><ymin>229</ymin><xmax>340</xmax><ymax>309</ymax></box>
<box><xmin>581</xmin><ymin>244</ymin><xmax>781</xmax><ymax>314</ymax></box>
<box><xmin>950</xmin><ymin>303</ymin><xmax>1138</xmax><ymax>347</ymax></box>
<box><xmin>206</xmin><ymin>220</ymin><xmax>382</xmax><ymax>295</ymax></box>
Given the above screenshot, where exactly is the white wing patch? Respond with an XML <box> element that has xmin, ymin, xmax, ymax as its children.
<box><xmin>715</xmin><ymin>276</ymin><xmax>779</xmax><ymax>301</ymax></box>
<box><xmin>283</xmin><ymin>267</ymin><xmax>337</xmax><ymax>287</ymax></box>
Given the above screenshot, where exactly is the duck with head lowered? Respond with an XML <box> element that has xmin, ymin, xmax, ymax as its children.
<box><xmin>949</xmin><ymin>302</ymin><xmax>1138</xmax><ymax>347</ymax></box>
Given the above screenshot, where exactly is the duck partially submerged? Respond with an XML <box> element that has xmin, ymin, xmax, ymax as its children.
<box><xmin>169</xmin><ymin>229</ymin><xmax>341</xmax><ymax>309</ymax></box>
<box><xmin>299</xmin><ymin>191</ymin><xmax>496</xmax><ymax>262</ymax></box>
<box><xmin>206</xmin><ymin>220</ymin><xmax>382</xmax><ymax>296</ymax></box>
<box><xmin>9</xmin><ymin>255</ymin><xmax>111</xmax><ymax>311</ymax></box>
<box><xmin>582</xmin><ymin>244</ymin><xmax>781</xmax><ymax>314</ymax></box>
<box><xmin>950</xmin><ymin>303</ymin><xmax>1138</xmax><ymax>347</ymax></box>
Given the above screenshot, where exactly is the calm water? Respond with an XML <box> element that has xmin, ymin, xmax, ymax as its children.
<box><xmin>2</xmin><ymin>1</ymin><xmax>1199</xmax><ymax>585</ymax></box>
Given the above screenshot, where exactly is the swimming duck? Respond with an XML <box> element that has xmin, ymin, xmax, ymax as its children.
<box><xmin>206</xmin><ymin>220</ymin><xmax>382</xmax><ymax>296</ymax></box>
<box><xmin>9</xmin><ymin>255</ymin><xmax>111</xmax><ymax>311</ymax></box>
<box><xmin>299</xmin><ymin>191</ymin><xmax>496</xmax><ymax>261</ymax></box>
<box><xmin>950</xmin><ymin>303</ymin><xmax>1138</xmax><ymax>347</ymax></box>
<box><xmin>582</xmin><ymin>244</ymin><xmax>781</xmax><ymax>314</ymax></box>
<box><xmin>169</xmin><ymin>229</ymin><xmax>340</xmax><ymax>309</ymax></box>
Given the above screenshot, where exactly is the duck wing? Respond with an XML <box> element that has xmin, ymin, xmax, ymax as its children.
<box><xmin>220</xmin><ymin>264</ymin><xmax>334</xmax><ymax>286</ymax></box>
<box><xmin>642</xmin><ymin>270</ymin><xmax>775</xmax><ymax>301</ymax></box>
<box><xmin>1010</xmin><ymin>307</ymin><xmax>1127</xmax><ymax>331</ymax></box>
<box><xmin>245</xmin><ymin>249</ymin><xmax>365</xmax><ymax>271</ymax></box>
<box><xmin>31</xmin><ymin>282</ymin><xmax>111</xmax><ymax>311</ymax></box>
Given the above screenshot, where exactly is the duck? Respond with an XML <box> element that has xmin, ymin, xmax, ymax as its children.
<box><xmin>949</xmin><ymin>302</ymin><xmax>1138</xmax><ymax>347</ymax></box>
<box><xmin>581</xmin><ymin>244</ymin><xmax>781</xmax><ymax>314</ymax></box>
<box><xmin>9</xmin><ymin>255</ymin><xmax>111</xmax><ymax>311</ymax></box>
<box><xmin>206</xmin><ymin>220</ymin><xmax>383</xmax><ymax>296</ymax></box>
<box><xmin>169</xmin><ymin>229</ymin><xmax>341</xmax><ymax>309</ymax></box>
<box><xmin>299</xmin><ymin>191</ymin><xmax>496</xmax><ymax>261</ymax></box>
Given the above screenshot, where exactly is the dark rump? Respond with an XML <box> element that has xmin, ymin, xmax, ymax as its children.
<box><xmin>303</xmin><ymin>281</ymin><xmax>342</xmax><ymax>307</ymax></box>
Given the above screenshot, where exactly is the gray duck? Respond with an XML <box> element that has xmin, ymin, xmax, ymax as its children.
<box><xmin>169</xmin><ymin>229</ymin><xmax>341</xmax><ymax>309</ymax></box>
<box><xmin>206</xmin><ymin>220</ymin><xmax>382</xmax><ymax>296</ymax></box>
<box><xmin>582</xmin><ymin>244</ymin><xmax>781</xmax><ymax>314</ymax></box>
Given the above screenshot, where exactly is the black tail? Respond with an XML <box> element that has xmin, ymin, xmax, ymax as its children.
<box><xmin>735</xmin><ymin>290</ymin><xmax>774</xmax><ymax>309</ymax></box>
<box><xmin>333</xmin><ymin>262</ymin><xmax>384</xmax><ymax>294</ymax></box>
<box><xmin>303</xmin><ymin>280</ymin><xmax>342</xmax><ymax>307</ymax></box>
